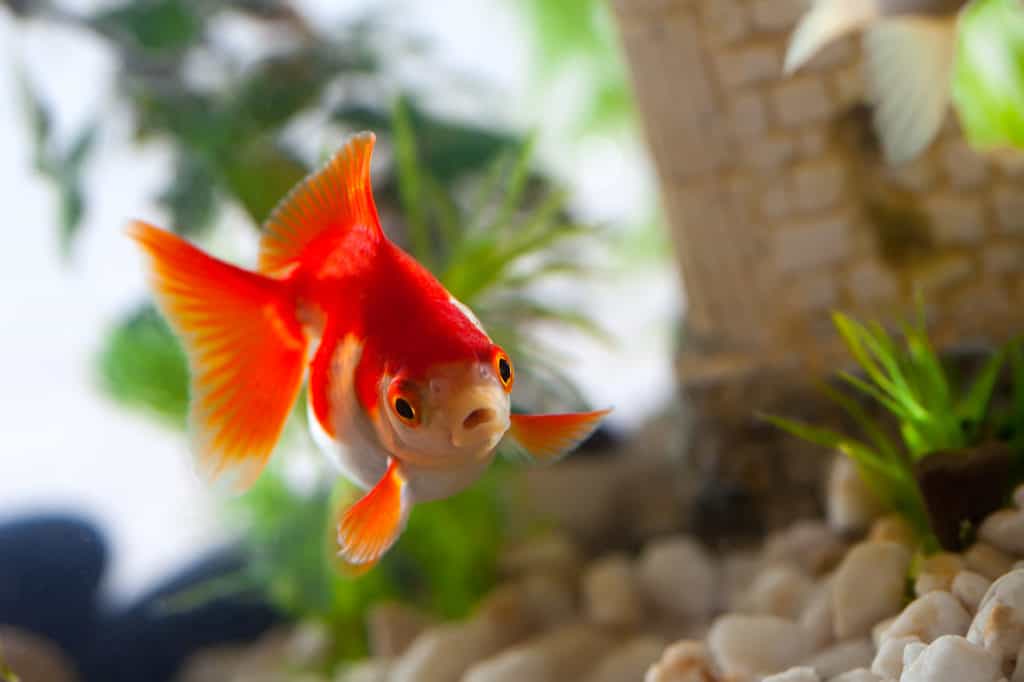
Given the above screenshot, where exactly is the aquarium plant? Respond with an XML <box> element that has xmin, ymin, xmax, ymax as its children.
<box><xmin>763</xmin><ymin>310</ymin><xmax>1018</xmax><ymax>551</ymax></box>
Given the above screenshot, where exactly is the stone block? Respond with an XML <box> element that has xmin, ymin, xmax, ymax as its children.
<box><xmin>993</xmin><ymin>186</ymin><xmax>1024</xmax><ymax>233</ymax></box>
<box><xmin>786</xmin><ymin>271</ymin><xmax>838</xmax><ymax>312</ymax></box>
<box><xmin>700</xmin><ymin>0</ymin><xmax>749</xmax><ymax>46</ymax></box>
<box><xmin>798</xmin><ymin>128</ymin><xmax>828</xmax><ymax>159</ymax></box>
<box><xmin>982</xmin><ymin>242</ymin><xmax>1024</xmax><ymax>275</ymax></box>
<box><xmin>847</xmin><ymin>260</ymin><xmax>900</xmax><ymax>302</ymax></box>
<box><xmin>745</xmin><ymin>135</ymin><xmax>797</xmax><ymax>170</ymax></box>
<box><xmin>925</xmin><ymin>195</ymin><xmax>985</xmax><ymax>245</ymax></box>
<box><xmin>832</xmin><ymin>64</ymin><xmax>864</xmax><ymax>108</ymax></box>
<box><xmin>715</xmin><ymin>44</ymin><xmax>781</xmax><ymax>89</ymax></box>
<box><xmin>773</xmin><ymin>77</ymin><xmax>834</xmax><ymax>127</ymax></box>
<box><xmin>749</xmin><ymin>0</ymin><xmax>805</xmax><ymax>32</ymax></box>
<box><xmin>911</xmin><ymin>255</ymin><xmax>975</xmax><ymax>295</ymax></box>
<box><xmin>793</xmin><ymin>159</ymin><xmax>846</xmax><ymax>213</ymax></box>
<box><xmin>884</xmin><ymin>156</ymin><xmax>939</xmax><ymax>193</ymax></box>
<box><xmin>942</xmin><ymin>140</ymin><xmax>989</xmax><ymax>190</ymax></box>
<box><xmin>773</xmin><ymin>216</ymin><xmax>852</xmax><ymax>272</ymax></box>
<box><xmin>728</xmin><ymin>90</ymin><xmax>767</xmax><ymax>140</ymax></box>
<box><xmin>760</xmin><ymin>182</ymin><xmax>793</xmax><ymax>219</ymax></box>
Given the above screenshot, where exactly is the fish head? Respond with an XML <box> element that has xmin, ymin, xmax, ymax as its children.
<box><xmin>377</xmin><ymin>344</ymin><xmax>513</xmax><ymax>468</ymax></box>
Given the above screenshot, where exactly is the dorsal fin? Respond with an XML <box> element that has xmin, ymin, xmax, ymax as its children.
<box><xmin>258</xmin><ymin>132</ymin><xmax>382</xmax><ymax>274</ymax></box>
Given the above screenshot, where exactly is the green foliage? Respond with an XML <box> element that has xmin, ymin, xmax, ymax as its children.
<box><xmin>230</xmin><ymin>463</ymin><xmax>507</xmax><ymax>660</ymax></box>
<box><xmin>953</xmin><ymin>0</ymin><xmax>1024</xmax><ymax>150</ymax></box>
<box><xmin>514</xmin><ymin>0</ymin><xmax>635</xmax><ymax>134</ymax></box>
<box><xmin>762</xmin><ymin>311</ymin><xmax>1008</xmax><ymax>540</ymax></box>
<box><xmin>97</xmin><ymin>303</ymin><xmax>189</xmax><ymax>426</ymax></box>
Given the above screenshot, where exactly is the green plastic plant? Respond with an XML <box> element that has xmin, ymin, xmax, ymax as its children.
<box><xmin>762</xmin><ymin>311</ymin><xmax>1006</xmax><ymax>542</ymax></box>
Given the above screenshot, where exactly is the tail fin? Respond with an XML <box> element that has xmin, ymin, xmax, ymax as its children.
<box><xmin>128</xmin><ymin>221</ymin><xmax>308</xmax><ymax>492</ymax></box>
<box><xmin>785</xmin><ymin>0</ymin><xmax>880</xmax><ymax>74</ymax></box>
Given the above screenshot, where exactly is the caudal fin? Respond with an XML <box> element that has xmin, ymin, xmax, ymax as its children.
<box><xmin>785</xmin><ymin>0</ymin><xmax>879</xmax><ymax>74</ymax></box>
<box><xmin>865</xmin><ymin>18</ymin><xmax>957</xmax><ymax>164</ymax></box>
<box><xmin>128</xmin><ymin>221</ymin><xmax>308</xmax><ymax>492</ymax></box>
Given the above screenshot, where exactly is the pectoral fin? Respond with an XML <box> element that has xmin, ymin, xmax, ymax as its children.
<box><xmin>505</xmin><ymin>409</ymin><xmax>611</xmax><ymax>464</ymax></box>
<box><xmin>336</xmin><ymin>458</ymin><xmax>410</xmax><ymax>567</ymax></box>
<box><xmin>865</xmin><ymin>17</ymin><xmax>958</xmax><ymax>163</ymax></box>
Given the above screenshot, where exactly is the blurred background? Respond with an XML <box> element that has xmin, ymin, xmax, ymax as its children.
<box><xmin>8</xmin><ymin>0</ymin><xmax>1024</xmax><ymax>680</ymax></box>
<box><xmin>0</xmin><ymin>0</ymin><xmax>678</xmax><ymax>678</ymax></box>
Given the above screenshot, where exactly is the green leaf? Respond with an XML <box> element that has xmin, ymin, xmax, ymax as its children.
<box><xmin>957</xmin><ymin>347</ymin><xmax>1006</xmax><ymax>440</ymax></box>
<box><xmin>158</xmin><ymin>152</ymin><xmax>218</xmax><ymax>237</ymax></box>
<box><xmin>97</xmin><ymin>303</ymin><xmax>189</xmax><ymax>425</ymax></box>
<box><xmin>93</xmin><ymin>0</ymin><xmax>204</xmax><ymax>56</ymax></box>
<box><xmin>953</xmin><ymin>0</ymin><xmax>1024</xmax><ymax>150</ymax></box>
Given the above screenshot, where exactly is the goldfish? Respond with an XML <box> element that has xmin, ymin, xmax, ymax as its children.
<box><xmin>129</xmin><ymin>132</ymin><xmax>609</xmax><ymax>571</ymax></box>
<box><xmin>785</xmin><ymin>0</ymin><xmax>970</xmax><ymax>163</ymax></box>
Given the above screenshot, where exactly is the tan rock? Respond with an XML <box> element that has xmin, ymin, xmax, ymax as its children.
<box><xmin>742</xmin><ymin>564</ymin><xmax>816</xmax><ymax>619</ymax></box>
<box><xmin>583</xmin><ymin>554</ymin><xmax>645</xmax><ymax>628</ymax></box>
<box><xmin>772</xmin><ymin>77</ymin><xmax>834</xmax><ymax>127</ymax></box>
<box><xmin>708</xmin><ymin>614</ymin><xmax>815</xmax><ymax>678</ymax></box>
<box><xmin>828</xmin><ymin>670</ymin><xmax>885</xmax><ymax>682</ymax></box>
<box><xmin>900</xmin><ymin>635</ymin><xmax>1002</xmax><ymax>682</ymax></box>
<box><xmin>967</xmin><ymin>569</ymin><xmax>1024</xmax><ymax>662</ymax></box>
<box><xmin>590</xmin><ymin>636</ymin><xmax>666</xmax><ymax>682</ymax></box>
<box><xmin>979</xmin><ymin>509</ymin><xmax>1024</xmax><ymax>557</ymax></box>
<box><xmin>883</xmin><ymin>591</ymin><xmax>970</xmax><ymax>644</ymax></box>
<box><xmin>870</xmin><ymin>635</ymin><xmax>920</xmax><ymax>680</ymax></box>
<box><xmin>827</xmin><ymin>457</ymin><xmax>885</xmax><ymax>534</ymax></box>
<box><xmin>639</xmin><ymin>536</ymin><xmax>717</xmax><ymax>621</ymax></box>
<box><xmin>965</xmin><ymin>543</ymin><xmax>1016</xmax><ymax>581</ymax></box>
<box><xmin>799</xmin><ymin>582</ymin><xmax>836</xmax><ymax>650</ymax></box>
<box><xmin>764</xmin><ymin>521</ymin><xmax>846</xmax><ymax>576</ymax></box>
<box><xmin>763</xmin><ymin>667</ymin><xmax>820</xmax><ymax>682</ymax></box>
<box><xmin>953</xmin><ymin>571</ymin><xmax>992</xmax><ymax>615</ymax></box>
<box><xmin>462</xmin><ymin>624</ymin><xmax>614</xmax><ymax>682</ymax></box>
<box><xmin>800</xmin><ymin>639</ymin><xmax>873</xmax><ymax>679</ymax></box>
<box><xmin>868</xmin><ymin>516</ymin><xmax>916</xmax><ymax>548</ymax></box>
<box><xmin>367</xmin><ymin>602</ymin><xmax>432</xmax><ymax>658</ymax></box>
<box><xmin>715</xmin><ymin>45</ymin><xmax>780</xmax><ymax>88</ymax></box>
<box><xmin>833</xmin><ymin>542</ymin><xmax>912</xmax><ymax>638</ymax></box>
<box><xmin>644</xmin><ymin>640</ymin><xmax>720</xmax><ymax>682</ymax></box>
<box><xmin>498</xmin><ymin>533</ymin><xmax>582</xmax><ymax>582</ymax></box>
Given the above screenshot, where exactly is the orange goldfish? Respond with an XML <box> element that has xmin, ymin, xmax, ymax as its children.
<box><xmin>129</xmin><ymin>133</ymin><xmax>609</xmax><ymax>571</ymax></box>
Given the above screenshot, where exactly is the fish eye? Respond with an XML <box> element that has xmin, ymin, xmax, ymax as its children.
<box><xmin>493</xmin><ymin>352</ymin><xmax>514</xmax><ymax>390</ymax></box>
<box><xmin>392</xmin><ymin>396</ymin><xmax>418</xmax><ymax>425</ymax></box>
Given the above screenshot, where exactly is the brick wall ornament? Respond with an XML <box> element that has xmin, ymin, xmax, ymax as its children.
<box><xmin>611</xmin><ymin>0</ymin><xmax>1024</xmax><ymax>385</ymax></box>
<box><xmin>611</xmin><ymin>0</ymin><xmax>1024</xmax><ymax>543</ymax></box>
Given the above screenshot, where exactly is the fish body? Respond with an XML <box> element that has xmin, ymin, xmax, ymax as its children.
<box><xmin>130</xmin><ymin>133</ymin><xmax>609</xmax><ymax>570</ymax></box>
<box><xmin>785</xmin><ymin>0</ymin><xmax>971</xmax><ymax>163</ymax></box>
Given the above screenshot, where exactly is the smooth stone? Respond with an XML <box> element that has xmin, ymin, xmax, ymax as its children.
<box><xmin>590</xmin><ymin>636</ymin><xmax>666</xmax><ymax>682</ymax></box>
<box><xmin>583</xmin><ymin>553</ymin><xmax>645</xmax><ymax>628</ymax></box>
<box><xmin>868</xmin><ymin>515</ymin><xmax>917</xmax><ymax>548</ymax></box>
<box><xmin>952</xmin><ymin>571</ymin><xmax>992</xmax><ymax>614</ymax></box>
<box><xmin>335</xmin><ymin>660</ymin><xmax>391</xmax><ymax>682</ymax></box>
<box><xmin>799</xmin><ymin>582</ymin><xmax>836</xmax><ymax>650</ymax></box>
<box><xmin>901</xmin><ymin>641</ymin><xmax>927</xmax><ymax>668</ymax></box>
<box><xmin>883</xmin><ymin>591</ymin><xmax>971</xmax><ymax>644</ymax></box>
<box><xmin>0</xmin><ymin>627</ymin><xmax>77</xmax><ymax>682</ymax></box>
<box><xmin>743</xmin><ymin>564</ymin><xmax>817</xmax><ymax>619</ymax></box>
<box><xmin>639</xmin><ymin>536</ymin><xmax>717</xmax><ymax>621</ymax></box>
<box><xmin>764</xmin><ymin>667</ymin><xmax>820</xmax><ymax>682</ymax></box>
<box><xmin>708</xmin><ymin>614</ymin><xmax>815</xmax><ymax>677</ymax></box>
<box><xmin>833</xmin><ymin>542</ymin><xmax>912</xmax><ymax>638</ymax></box>
<box><xmin>828</xmin><ymin>456</ymin><xmax>886</xmax><ymax>534</ymax></box>
<box><xmin>968</xmin><ymin>569</ymin><xmax>1024</xmax><ymax>662</ymax></box>
<box><xmin>872</xmin><ymin>617</ymin><xmax>897</xmax><ymax>648</ymax></box>
<box><xmin>722</xmin><ymin>552</ymin><xmax>763</xmax><ymax>612</ymax></box>
<box><xmin>965</xmin><ymin>543</ymin><xmax>1016</xmax><ymax>581</ymax></box>
<box><xmin>643</xmin><ymin>640</ymin><xmax>719</xmax><ymax>682</ymax></box>
<box><xmin>764</xmin><ymin>520</ymin><xmax>846</xmax><ymax>576</ymax></box>
<box><xmin>899</xmin><ymin>635</ymin><xmax>1001</xmax><ymax>682</ymax></box>
<box><xmin>913</xmin><ymin>554</ymin><xmax>965</xmax><ymax>597</ymax></box>
<box><xmin>871</xmin><ymin>636</ymin><xmax>921</xmax><ymax>680</ymax></box>
<box><xmin>979</xmin><ymin>510</ymin><xmax>1024</xmax><ymax>557</ymax></box>
<box><xmin>367</xmin><ymin>602</ymin><xmax>433</xmax><ymax>658</ymax></box>
<box><xmin>828</xmin><ymin>670</ymin><xmax>885</xmax><ymax>682</ymax></box>
<box><xmin>462</xmin><ymin>624</ymin><xmax>613</xmax><ymax>682</ymax></box>
<box><xmin>802</xmin><ymin>639</ymin><xmax>874</xmax><ymax>679</ymax></box>
<box><xmin>499</xmin><ymin>533</ymin><xmax>582</xmax><ymax>582</ymax></box>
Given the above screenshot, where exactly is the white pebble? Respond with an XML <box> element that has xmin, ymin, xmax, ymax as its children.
<box><xmin>871</xmin><ymin>636</ymin><xmax>920</xmax><ymax>680</ymax></box>
<box><xmin>979</xmin><ymin>510</ymin><xmax>1024</xmax><ymax>557</ymax></box>
<box><xmin>899</xmin><ymin>635</ymin><xmax>1001</xmax><ymax>682</ymax></box>
<box><xmin>802</xmin><ymin>639</ymin><xmax>873</xmax><ymax>679</ymax></box>
<box><xmin>952</xmin><ymin>571</ymin><xmax>992</xmax><ymax>614</ymax></box>
<box><xmin>638</xmin><ymin>536</ymin><xmax>716</xmax><ymax>621</ymax></box>
<box><xmin>883</xmin><ymin>591</ymin><xmax>971</xmax><ymax>644</ymax></box>
<box><xmin>965</xmin><ymin>543</ymin><xmax>1016</xmax><ymax>581</ymax></box>
<box><xmin>833</xmin><ymin>542</ymin><xmax>912</xmax><ymax>638</ymax></box>
<box><xmin>872</xmin><ymin>617</ymin><xmax>896</xmax><ymax>648</ymax></box>
<box><xmin>707</xmin><ymin>614</ymin><xmax>815</xmax><ymax>678</ymax></box>
<box><xmin>582</xmin><ymin>554</ymin><xmax>644</xmax><ymax>628</ymax></box>
<box><xmin>764</xmin><ymin>666</ymin><xmax>820</xmax><ymax>682</ymax></box>
<box><xmin>901</xmin><ymin>641</ymin><xmax>927</xmax><ymax>668</ymax></box>
<box><xmin>829</xmin><ymin>670</ymin><xmax>885</xmax><ymax>682</ymax></box>
<box><xmin>828</xmin><ymin>456</ymin><xmax>886</xmax><ymax>534</ymax></box>
<box><xmin>743</xmin><ymin>564</ymin><xmax>817</xmax><ymax>619</ymax></box>
<box><xmin>968</xmin><ymin>569</ymin><xmax>1024</xmax><ymax>662</ymax></box>
<box><xmin>643</xmin><ymin>640</ymin><xmax>718</xmax><ymax>682</ymax></box>
<box><xmin>800</xmin><ymin>583</ymin><xmax>836</xmax><ymax>650</ymax></box>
